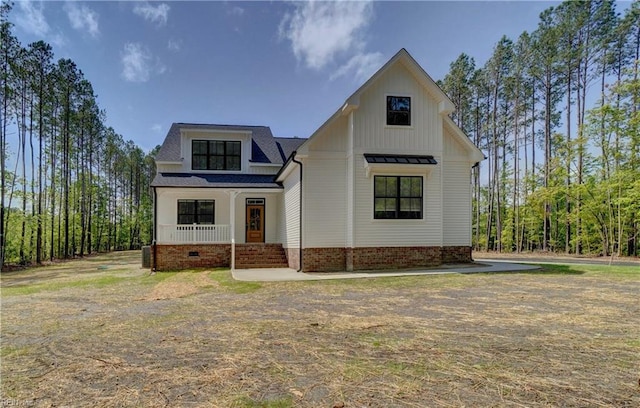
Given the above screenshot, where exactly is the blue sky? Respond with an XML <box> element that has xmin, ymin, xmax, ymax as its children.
<box><xmin>9</xmin><ymin>1</ymin><xmax>560</xmax><ymax>153</ymax></box>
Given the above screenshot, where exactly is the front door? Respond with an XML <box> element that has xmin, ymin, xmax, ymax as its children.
<box><xmin>246</xmin><ymin>200</ymin><xmax>265</xmax><ymax>243</ymax></box>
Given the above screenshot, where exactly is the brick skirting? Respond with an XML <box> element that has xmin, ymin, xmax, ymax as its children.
<box><xmin>441</xmin><ymin>246</ymin><xmax>473</xmax><ymax>263</ymax></box>
<box><xmin>151</xmin><ymin>244</ymin><xmax>472</xmax><ymax>272</ymax></box>
<box><xmin>302</xmin><ymin>246</ymin><xmax>472</xmax><ymax>272</ymax></box>
<box><xmin>152</xmin><ymin>244</ymin><xmax>230</xmax><ymax>271</ymax></box>
<box><xmin>303</xmin><ymin>247</ymin><xmax>347</xmax><ymax>272</ymax></box>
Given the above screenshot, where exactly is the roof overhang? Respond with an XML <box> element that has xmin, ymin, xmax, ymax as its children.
<box><xmin>443</xmin><ymin>117</ymin><xmax>485</xmax><ymax>163</ymax></box>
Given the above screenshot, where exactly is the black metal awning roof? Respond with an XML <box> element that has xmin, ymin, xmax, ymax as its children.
<box><xmin>364</xmin><ymin>154</ymin><xmax>437</xmax><ymax>165</ymax></box>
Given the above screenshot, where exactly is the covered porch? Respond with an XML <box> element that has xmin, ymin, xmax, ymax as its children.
<box><xmin>152</xmin><ymin>181</ymin><xmax>284</xmax><ymax>270</ymax></box>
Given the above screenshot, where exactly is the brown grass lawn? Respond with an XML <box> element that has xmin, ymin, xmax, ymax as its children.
<box><xmin>1</xmin><ymin>251</ymin><xmax>639</xmax><ymax>407</ymax></box>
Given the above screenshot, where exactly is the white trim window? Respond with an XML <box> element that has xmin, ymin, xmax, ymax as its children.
<box><xmin>178</xmin><ymin>199</ymin><xmax>215</xmax><ymax>224</ymax></box>
<box><xmin>192</xmin><ymin>140</ymin><xmax>241</xmax><ymax>171</ymax></box>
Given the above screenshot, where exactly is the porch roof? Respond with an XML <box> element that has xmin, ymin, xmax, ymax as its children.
<box><xmin>151</xmin><ymin>173</ymin><xmax>282</xmax><ymax>189</ymax></box>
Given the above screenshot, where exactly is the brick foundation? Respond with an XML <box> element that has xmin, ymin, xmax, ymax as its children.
<box><xmin>152</xmin><ymin>244</ymin><xmax>230</xmax><ymax>271</ymax></box>
<box><xmin>441</xmin><ymin>246</ymin><xmax>472</xmax><ymax>263</ymax></box>
<box><xmin>151</xmin><ymin>244</ymin><xmax>472</xmax><ymax>272</ymax></box>
<box><xmin>303</xmin><ymin>247</ymin><xmax>347</xmax><ymax>272</ymax></box>
<box><xmin>285</xmin><ymin>247</ymin><xmax>300</xmax><ymax>270</ymax></box>
<box><xmin>349</xmin><ymin>246</ymin><xmax>442</xmax><ymax>271</ymax></box>
<box><xmin>300</xmin><ymin>246</ymin><xmax>473</xmax><ymax>272</ymax></box>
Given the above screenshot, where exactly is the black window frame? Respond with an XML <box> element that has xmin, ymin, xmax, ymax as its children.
<box><xmin>177</xmin><ymin>199</ymin><xmax>215</xmax><ymax>225</ymax></box>
<box><xmin>192</xmin><ymin>140</ymin><xmax>241</xmax><ymax>171</ymax></box>
<box><xmin>374</xmin><ymin>176</ymin><xmax>423</xmax><ymax>219</ymax></box>
<box><xmin>386</xmin><ymin>96</ymin><xmax>411</xmax><ymax>126</ymax></box>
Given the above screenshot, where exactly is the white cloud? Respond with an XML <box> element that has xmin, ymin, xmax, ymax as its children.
<box><xmin>167</xmin><ymin>38</ymin><xmax>181</xmax><ymax>52</ymax></box>
<box><xmin>121</xmin><ymin>43</ymin><xmax>166</xmax><ymax>82</ymax></box>
<box><xmin>64</xmin><ymin>2</ymin><xmax>99</xmax><ymax>37</ymax></box>
<box><xmin>14</xmin><ymin>1</ymin><xmax>65</xmax><ymax>47</ymax></box>
<box><xmin>133</xmin><ymin>2</ymin><xmax>170</xmax><ymax>27</ymax></box>
<box><xmin>15</xmin><ymin>1</ymin><xmax>50</xmax><ymax>37</ymax></box>
<box><xmin>228</xmin><ymin>6</ymin><xmax>245</xmax><ymax>16</ymax></box>
<box><xmin>121</xmin><ymin>43</ymin><xmax>152</xmax><ymax>82</ymax></box>
<box><xmin>330</xmin><ymin>52</ymin><xmax>385</xmax><ymax>82</ymax></box>
<box><xmin>279</xmin><ymin>0</ymin><xmax>374</xmax><ymax>70</ymax></box>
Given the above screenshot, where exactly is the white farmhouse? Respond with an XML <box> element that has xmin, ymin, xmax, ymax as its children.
<box><xmin>151</xmin><ymin>49</ymin><xmax>484</xmax><ymax>272</ymax></box>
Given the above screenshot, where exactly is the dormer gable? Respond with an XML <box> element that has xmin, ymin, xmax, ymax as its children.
<box><xmin>154</xmin><ymin>123</ymin><xmax>295</xmax><ymax>174</ymax></box>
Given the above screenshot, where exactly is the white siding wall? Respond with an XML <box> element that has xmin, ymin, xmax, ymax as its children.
<box><xmin>308</xmin><ymin>116</ymin><xmax>348</xmax><ymax>152</ymax></box>
<box><xmin>353</xmin><ymin>154</ymin><xmax>442</xmax><ymax>247</ymax></box>
<box><xmin>156</xmin><ymin>163</ymin><xmax>183</xmax><ymax>172</ymax></box>
<box><xmin>353</xmin><ymin>63</ymin><xmax>443</xmax><ymax>154</ymax></box>
<box><xmin>179</xmin><ymin>130</ymin><xmax>251</xmax><ymax>173</ymax></box>
<box><xmin>156</xmin><ymin>189</ymin><xmax>231</xmax><ymax>226</ymax></box>
<box><xmin>279</xmin><ymin>169</ymin><xmax>301</xmax><ymax>249</ymax></box>
<box><xmin>442</xmin><ymin>161</ymin><xmax>472</xmax><ymax>246</ymax></box>
<box><xmin>155</xmin><ymin>188</ymin><xmax>280</xmax><ymax>244</ymax></box>
<box><xmin>303</xmin><ymin>158</ymin><xmax>347</xmax><ymax>247</ymax></box>
<box><xmin>234</xmin><ymin>193</ymin><xmax>280</xmax><ymax>244</ymax></box>
<box><xmin>248</xmin><ymin>165</ymin><xmax>281</xmax><ymax>175</ymax></box>
<box><xmin>443</xmin><ymin>127</ymin><xmax>473</xmax><ymax>246</ymax></box>
<box><xmin>348</xmin><ymin>62</ymin><xmax>444</xmax><ymax>247</ymax></box>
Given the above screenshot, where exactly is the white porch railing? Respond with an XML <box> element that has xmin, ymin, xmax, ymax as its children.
<box><xmin>158</xmin><ymin>224</ymin><xmax>231</xmax><ymax>244</ymax></box>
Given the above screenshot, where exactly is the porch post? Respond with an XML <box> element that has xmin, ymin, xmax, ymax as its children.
<box><xmin>229</xmin><ymin>190</ymin><xmax>239</xmax><ymax>270</ymax></box>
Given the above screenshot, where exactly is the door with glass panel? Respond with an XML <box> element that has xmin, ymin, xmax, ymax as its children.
<box><xmin>246</xmin><ymin>199</ymin><xmax>265</xmax><ymax>243</ymax></box>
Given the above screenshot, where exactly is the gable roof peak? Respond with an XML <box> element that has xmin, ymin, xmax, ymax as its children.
<box><xmin>345</xmin><ymin>48</ymin><xmax>454</xmax><ymax>115</ymax></box>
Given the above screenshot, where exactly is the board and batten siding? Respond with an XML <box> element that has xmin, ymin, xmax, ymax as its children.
<box><xmin>352</xmin><ymin>63</ymin><xmax>443</xmax><ymax>154</ymax></box>
<box><xmin>279</xmin><ymin>169</ymin><xmax>301</xmax><ymax>249</ymax></box>
<box><xmin>303</xmin><ymin>158</ymin><xmax>347</xmax><ymax>247</ymax></box>
<box><xmin>307</xmin><ymin>115</ymin><xmax>348</xmax><ymax>153</ymax></box>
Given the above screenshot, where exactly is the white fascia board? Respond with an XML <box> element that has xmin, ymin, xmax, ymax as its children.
<box><xmin>180</xmin><ymin>128</ymin><xmax>252</xmax><ymax>136</ymax></box>
<box><xmin>249</xmin><ymin>162</ymin><xmax>283</xmax><ymax>167</ymax></box>
<box><xmin>443</xmin><ymin>116</ymin><xmax>485</xmax><ymax>163</ymax></box>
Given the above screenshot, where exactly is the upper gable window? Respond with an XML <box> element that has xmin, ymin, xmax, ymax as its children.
<box><xmin>387</xmin><ymin>96</ymin><xmax>411</xmax><ymax>126</ymax></box>
<box><xmin>192</xmin><ymin>140</ymin><xmax>241</xmax><ymax>171</ymax></box>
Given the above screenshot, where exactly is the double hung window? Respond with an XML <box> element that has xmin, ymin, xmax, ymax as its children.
<box><xmin>386</xmin><ymin>96</ymin><xmax>411</xmax><ymax>126</ymax></box>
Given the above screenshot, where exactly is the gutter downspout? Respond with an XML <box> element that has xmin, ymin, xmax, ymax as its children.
<box><xmin>291</xmin><ymin>152</ymin><xmax>303</xmax><ymax>272</ymax></box>
<box><xmin>152</xmin><ymin>186</ymin><xmax>157</xmax><ymax>272</ymax></box>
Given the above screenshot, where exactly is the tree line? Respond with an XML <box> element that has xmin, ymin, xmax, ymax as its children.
<box><xmin>1</xmin><ymin>3</ymin><xmax>156</xmax><ymax>268</ymax></box>
<box><xmin>439</xmin><ymin>0</ymin><xmax>639</xmax><ymax>257</ymax></box>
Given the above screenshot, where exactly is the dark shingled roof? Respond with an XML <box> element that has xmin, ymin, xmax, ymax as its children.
<box><xmin>151</xmin><ymin>173</ymin><xmax>282</xmax><ymax>188</ymax></box>
<box><xmin>274</xmin><ymin>137</ymin><xmax>306</xmax><ymax>162</ymax></box>
<box><xmin>364</xmin><ymin>154</ymin><xmax>438</xmax><ymax>165</ymax></box>
<box><xmin>155</xmin><ymin>123</ymin><xmax>294</xmax><ymax>164</ymax></box>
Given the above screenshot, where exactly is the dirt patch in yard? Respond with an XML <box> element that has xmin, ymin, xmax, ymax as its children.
<box><xmin>141</xmin><ymin>271</ymin><xmax>217</xmax><ymax>301</ymax></box>
<box><xmin>1</xmin><ymin>251</ymin><xmax>639</xmax><ymax>407</ymax></box>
